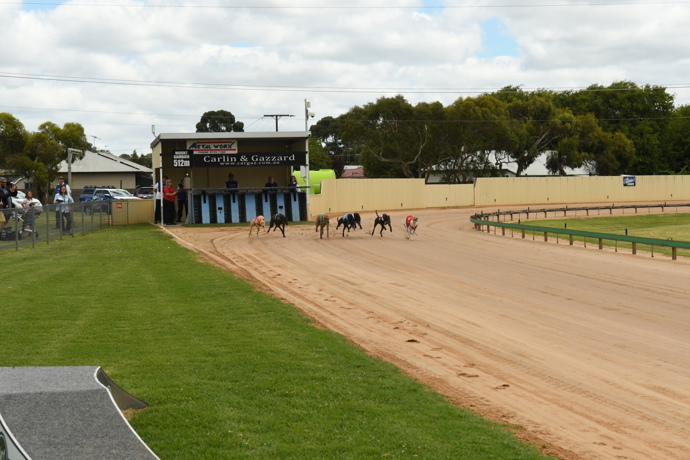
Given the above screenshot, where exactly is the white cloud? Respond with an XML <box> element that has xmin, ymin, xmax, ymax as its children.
<box><xmin>1</xmin><ymin>0</ymin><xmax>688</xmax><ymax>157</ymax></box>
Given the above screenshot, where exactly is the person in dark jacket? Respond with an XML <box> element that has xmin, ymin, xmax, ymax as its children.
<box><xmin>0</xmin><ymin>177</ymin><xmax>18</xmax><ymax>230</ymax></box>
<box><xmin>177</xmin><ymin>178</ymin><xmax>188</xmax><ymax>223</ymax></box>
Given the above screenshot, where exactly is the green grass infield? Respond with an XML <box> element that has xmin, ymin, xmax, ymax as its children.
<box><xmin>526</xmin><ymin>213</ymin><xmax>690</xmax><ymax>258</ymax></box>
<box><xmin>1</xmin><ymin>225</ymin><xmax>554</xmax><ymax>459</ymax></box>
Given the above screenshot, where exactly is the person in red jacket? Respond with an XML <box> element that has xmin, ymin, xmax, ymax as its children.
<box><xmin>163</xmin><ymin>179</ymin><xmax>177</xmax><ymax>225</ymax></box>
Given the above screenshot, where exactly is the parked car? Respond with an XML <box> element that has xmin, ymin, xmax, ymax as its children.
<box><xmin>85</xmin><ymin>188</ymin><xmax>141</xmax><ymax>214</ymax></box>
<box><xmin>79</xmin><ymin>186</ymin><xmax>97</xmax><ymax>202</ymax></box>
<box><xmin>136</xmin><ymin>186</ymin><xmax>154</xmax><ymax>199</ymax></box>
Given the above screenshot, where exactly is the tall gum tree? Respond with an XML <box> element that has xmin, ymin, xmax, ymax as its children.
<box><xmin>341</xmin><ymin>95</ymin><xmax>429</xmax><ymax>178</ymax></box>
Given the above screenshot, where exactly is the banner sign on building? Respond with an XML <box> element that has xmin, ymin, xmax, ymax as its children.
<box><xmin>623</xmin><ymin>176</ymin><xmax>636</xmax><ymax>187</ymax></box>
<box><xmin>172</xmin><ymin>150</ymin><xmax>192</xmax><ymax>168</ymax></box>
<box><xmin>188</xmin><ymin>140</ymin><xmax>238</xmax><ymax>155</ymax></box>
<box><xmin>192</xmin><ymin>152</ymin><xmax>307</xmax><ymax>168</ymax></box>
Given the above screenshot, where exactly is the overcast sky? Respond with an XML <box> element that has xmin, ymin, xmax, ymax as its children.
<box><xmin>2</xmin><ymin>0</ymin><xmax>689</xmax><ymax>171</ymax></box>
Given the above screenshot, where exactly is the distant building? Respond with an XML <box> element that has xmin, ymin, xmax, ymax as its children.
<box><xmin>340</xmin><ymin>165</ymin><xmax>364</xmax><ymax>178</ymax></box>
<box><xmin>57</xmin><ymin>150</ymin><xmax>153</xmax><ymax>192</ymax></box>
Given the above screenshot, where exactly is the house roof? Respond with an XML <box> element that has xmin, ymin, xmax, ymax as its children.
<box><xmin>340</xmin><ymin>166</ymin><xmax>364</xmax><ymax>178</ymax></box>
<box><xmin>150</xmin><ymin>131</ymin><xmax>310</xmax><ymax>149</ymax></box>
<box><xmin>58</xmin><ymin>150</ymin><xmax>152</xmax><ymax>174</ymax></box>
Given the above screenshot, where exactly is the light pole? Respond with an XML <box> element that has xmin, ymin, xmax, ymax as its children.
<box><xmin>66</xmin><ymin>148</ymin><xmax>82</xmax><ymax>187</ymax></box>
<box><xmin>304</xmin><ymin>99</ymin><xmax>315</xmax><ymax>131</ymax></box>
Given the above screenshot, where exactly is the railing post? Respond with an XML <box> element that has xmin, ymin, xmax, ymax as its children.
<box><xmin>632</xmin><ymin>242</ymin><xmax>637</xmax><ymax>255</ymax></box>
<box><xmin>569</xmin><ymin>235</ymin><xmax>573</xmax><ymax>245</ymax></box>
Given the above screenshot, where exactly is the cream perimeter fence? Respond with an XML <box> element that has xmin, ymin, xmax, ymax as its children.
<box><xmin>109</xmin><ymin>175</ymin><xmax>690</xmax><ymax>224</ymax></box>
<box><xmin>308</xmin><ymin>175</ymin><xmax>690</xmax><ymax>219</ymax></box>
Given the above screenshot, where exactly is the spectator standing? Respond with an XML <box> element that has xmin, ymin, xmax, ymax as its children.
<box><xmin>225</xmin><ymin>173</ymin><xmax>238</xmax><ymax>189</ymax></box>
<box><xmin>163</xmin><ymin>179</ymin><xmax>177</xmax><ymax>225</ymax></box>
<box><xmin>153</xmin><ymin>175</ymin><xmax>168</xmax><ymax>224</ymax></box>
<box><xmin>287</xmin><ymin>175</ymin><xmax>298</xmax><ymax>190</ymax></box>
<box><xmin>0</xmin><ymin>177</ymin><xmax>18</xmax><ymax>230</ymax></box>
<box><xmin>54</xmin><ymin>185</ymin><xmax>74</xmax><ymax>232</ymax></box>
<box><xmin>264</xmin><ymin>176</ymin><xmax>278</xmax><ymax>188</ymax></box>
<box><xmin>21</xmin><ymin>190</ymin><xmax>40</xmax><ymax>233</ymax></box>
<box><xmin>53</xmin><ymin>177</ymin><xmax>71</xmax><ymax>228</ymax></box>
<box><xmin>177</xmin><ymin>178</ymin><xmax>188</xmax><ymax>223</ymax></box>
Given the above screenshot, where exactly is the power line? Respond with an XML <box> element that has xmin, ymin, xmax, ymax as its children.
<box><xmin>2</xmin><ymin>72</ymin><xmax>689</xmax><ymax>95</ymax></box>
<box><xmin>4</xmin><ymin>1</ymin><xmax>690</xmax><ymax>8</ymax></box>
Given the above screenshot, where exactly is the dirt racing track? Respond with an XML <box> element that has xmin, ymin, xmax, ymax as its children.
<box><xmin>166</xmin><ymin>206</ymin><xmax>690</xmax><ymax>460</ymax></box>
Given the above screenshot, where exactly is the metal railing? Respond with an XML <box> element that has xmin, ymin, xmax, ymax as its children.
<box><xmin>0</xmin><ymin>202</ymin><xmax>111</xmax><ymax>251</ymax></box>
<box><xmin>470</xmin><ymin>203</ymin><xmax>690</xmax><ymax>260</ymax></box>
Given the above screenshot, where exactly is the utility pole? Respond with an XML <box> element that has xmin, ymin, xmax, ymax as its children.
<box><xmin>264</xmin><ymin>114</ymin><xmax>294</xmax><ymax>132</ymax></box>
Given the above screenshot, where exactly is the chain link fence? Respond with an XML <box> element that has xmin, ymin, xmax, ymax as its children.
<box><xmin>0</xmin><ymin>202</ymin><xmax>112</xmax><ymax>251</ymax></box>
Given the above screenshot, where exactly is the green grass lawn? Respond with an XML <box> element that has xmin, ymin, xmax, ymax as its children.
<box><xmin>1</xmin><ymin>225</ymin><xmax>554</xmax><ymax>459</ymax></box>
<box><xmin>523</xmin><ymin>213</ymin><xmax>690</xmax><ymax>258</ymax></box>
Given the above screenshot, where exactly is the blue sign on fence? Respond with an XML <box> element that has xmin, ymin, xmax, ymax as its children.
<box><xmin>623</xmin><ymin>176</ymin><xmax>636</xmax><ymax>187</ymax></box>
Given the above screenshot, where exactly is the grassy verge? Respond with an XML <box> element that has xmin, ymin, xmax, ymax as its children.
<box><xmin>523</xmin><ymin>213</ymin><xmax>690</xmax><ymax>258</ymax></box>
<box><xmin>1</xmin><ymin>225</ymin><xmax>554</xmax><ymax>459</ymax></box>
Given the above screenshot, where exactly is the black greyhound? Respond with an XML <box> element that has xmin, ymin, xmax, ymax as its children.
<box><xmin>335</xmin><ymin>213</ymin><xmax>362</xmax><ymax>237</ymax></box>
<box><xmin>371</xmin><ymin>211</ymin><xmax>392</xmax><ymax>237</ymax></box>
<box><xmin>267</xmin><ymin>213</ymin><xmax>289</xmax><ymax>237</ymax></box>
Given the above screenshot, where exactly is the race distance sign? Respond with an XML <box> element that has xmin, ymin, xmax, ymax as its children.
<box><xmin>172</xmin><ymin>150</ymin><xmax>192</xmax><ymax>168</ymax></box>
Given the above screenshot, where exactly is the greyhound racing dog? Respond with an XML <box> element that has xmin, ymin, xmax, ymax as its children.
<box><xmin>403</xmin><ymin>215</ymin><xmax>419</xmax><ymax>239</ymax></box>
<box><xmin>267</xmin><ymin>213</ymin><xmax>288</xmax><ymax>237</ymax></box>
<box><xmin>335</xmin><ymin>213</ymin><xmax>362</xmax><ymax>237</ymax></box>
<box><xmin>371</xmin><ymin>211</ymin><xmax>392</xmax><ymax>237</ymax></box>
<box><xmin>315</xmin><ymin>213</ymin><xmax>330</xmax><ymax>239</ymax></box>
<box><xmin>248</xmin><ymin>215</ymin><xmax>265</xmax><ymax>237</ymax></box>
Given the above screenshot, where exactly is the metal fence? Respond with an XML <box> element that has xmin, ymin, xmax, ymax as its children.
<box><xmin>0</xmin><ymin>202</ymin><xmax>112</xmax><ymax>251</ymax></box>
<box><xmin>470</xmin><ymin>202</ymin><xmax>690</xmax><ymax>260</ymax></box>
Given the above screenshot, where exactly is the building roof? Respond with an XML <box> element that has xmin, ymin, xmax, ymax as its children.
<box><xmin>150</xmin><ymin>131</ymin><xmax>310</xmax><ymax>149</ymax></box>
<box><xmin>58</xmin><ymin>150</ymin><xmax>152</xmax><ymax>174</ymax></box>
<box><xmin>340</xmin><ymin>166</ymin><xmax>364</xmax><ymax>178</ymax></box>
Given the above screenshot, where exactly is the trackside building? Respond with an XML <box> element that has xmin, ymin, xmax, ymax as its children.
<box><xmin>151</xmin><ymin>132</ymin><xmax>310</xmax><ymax>223</ymax></box>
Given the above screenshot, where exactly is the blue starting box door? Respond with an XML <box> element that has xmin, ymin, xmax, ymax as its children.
<box><xmin>245</xmin><ymin>193</ymin><xmax>257</xmax><ymax>221</ymax></box>
<box><xmin>200</xmin><ymin>192</ymin><xmax>210</xmax><ymax>223</ymax></box>
<box><xmin>288</xmin><ymin>192</ymin><xmax>300</xmax><ymax>221</ymax></box>
<box><xmin>216</xmin><ymin>194</ymin><xmax>225</xmax><ymax>223</ymax></box>
<box><xmin>228</xmin><ymin>192</ymin><xmax>239</xmax><ymax>223</ymax></box>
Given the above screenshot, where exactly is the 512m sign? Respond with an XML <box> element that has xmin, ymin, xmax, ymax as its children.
<box><xmin>172</xmin><ymin>150</ymin><xmax>192</xmax><ymax>168</ymax></box>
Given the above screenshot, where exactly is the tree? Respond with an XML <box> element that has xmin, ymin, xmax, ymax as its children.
<box><xmin>0</xmin><ymin>113</ymin><xmax>28</xmax><ymax>169</ymax></box>
<box><xmin>663</xmin><ymin>105</ymin><xmax>690</xmax><ymax>173</ymax></box>
<box><xmin>4</xmin><ymin>120</ymin><xmax>88</xmax><ymax>202</ymax></box>
<box><xmin>308</xmin><ymin>137</ymin><xmax>332</xmax><ymax>170</ymax></box>
<box><xmin>436</xmin><ymin>95</ymin><xmax>516</xmax><ymax>183</ymax></box>
<box><xmin>310</xmin><ymin>116</ymin><xmax>344</xmax><ymax>157</ymax></box>
<box><xmin>341</xmin><ymin>95</ymin><xmax>429</xmax><ymax>178</ymax></box>
<box><xmin>563</xmin><ymin>81</ymin><xmax>674</xmax><ymax>174</ymax></box>
<box><xmin>196</xmin><ymin>110</ymin><xmax>244</xmax><ymax>132</ymax></box>
<box><xmin>121</xmin><ymin>150</ymin><xmax>152</xmax><ymax>168</ymax></box>
<box><xmin>544</xmin><ymin>113</ymin><xmax>634</xmax><ymax>176</ymax></box>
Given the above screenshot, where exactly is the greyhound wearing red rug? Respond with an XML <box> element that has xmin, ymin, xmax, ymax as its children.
<box><xmin>248</xmin><ymin>215</ymin><xmax>265</xmax><ymax>237</ymax></box>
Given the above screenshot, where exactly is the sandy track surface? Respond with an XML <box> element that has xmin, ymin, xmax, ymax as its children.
<box><xmin>165</xmin><ymin>207</ymin><xmax>690</xmax><ymax>460</ymax></box>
